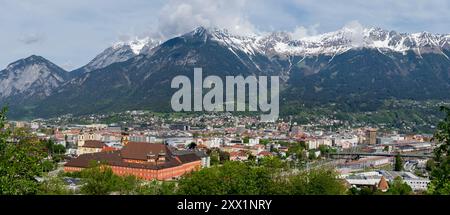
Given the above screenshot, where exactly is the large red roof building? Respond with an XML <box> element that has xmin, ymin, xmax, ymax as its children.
<box><xmin>64</xmin><ymin>142</ymin><xmax>202</xmax><ymax>180</ymax></box>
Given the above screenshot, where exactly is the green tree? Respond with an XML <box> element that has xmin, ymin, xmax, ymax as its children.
<box><xmin>42</xmin><ymin>139</ymin><xmax>65</xmax><ymax>165</ymax></box>
<box><xmin>318</xmin><ymin>145</ymin><xmax>336</xmax><ymax>155</ymax></box>
<box><xmin>359</xmin><ymin>187</ymin><xmax>379</xmax><ymax>195</ymax></box>
<box><xmin>258</xmin><ymin>156</ymin><xmax>286</xmax><ymax>169</ymax></box>
<box><xmin>116</xmin><ymin>175</ymin><xmax>141</xmax><ymax>195</ymax></box>
<box><xmin>246</xmin><ymin>151</ymin><xmax>256</xmax><ymax>162</ymax></box>
<box><xmin>288</xmin><ymin>168</ymin><xmax>347</xmax><ymax>195</ymax></box>
<box><xmin>177</xmin><ymin>161</ymin><xmax>274</xmax><ymax>195</ymax></box>
<box><xmin>0</xmin><ymin>107</ymin><xmax>8</xmax><ymax>151</ymax></box>
<box><xmin>209</xmin><ymin>150</ymin><xmax>220</xmax><ymax>166</ymax></box>
<box><xmin>177</xmin><ymin>158</ymin><xmax>345</xmax><ymax>195</ymax></box>
<box><xmin>188</xmin><ymin>142</ymin><xmax>197</xmax><ymax>150</ymax></box>
<box><xmin>428</xmin><ymin>106</ymin><xmax>450</xmax><ymax>194</ymax></box>
<box><xmin>394</xmin><ymin>153</ymin><xmax>403</xmax><ymax>171</ymax></box>
<box><xmin>75</xmin><ymin>162</ymin><xmax>163</xmax><ymax>195</ymax></box>
<box><xmin>41</xmin><ymin>160</ymin><xmax>56</xmax><ymax>172</ymax></box>
<box><xmin>425</xmin><ymin>159</ymin><xmax>435</xmax><ymax>172</ymax></box>
<box><xmin>288</xmin><ymin>143</ymin><xmax>305</xmax><ymax>157</ymax></box>
<box><xmin>46</xmin><ymin>140</ymin><xmax>66</xmax><ymax>155</ymax></box>
<box><xmin>387</xmin><ymin>177</ymin><xmax>412</xmax><ymax>195</ymax></box>
<box><xmin>219</xmin><ymin>151</ymin><xmax>230</xmax><ymax>163</ymax></box>
<box><xmin>259</xmin><ymin>139</ymin><xmax>270</xmax><ymax>145</ymax></box>
<box><xmin>137</xmin><ymin>180</ymin><xmax>177</xmax><ymax>195</ymax></box>
<box><xmin>38</xmin><ymin>177</ymin><xmax>72</xmax><ymax>195</ymax></box>
<box><xmin>79</xmin><ymin>163</ymin><xmax>121</xmax><ymax>195</ymax></box>
<box><xmin>298</xmin><ymin>141</ymin><xmax>307</xmax><ymax>149</ymax></box>
<box><xmin>0</xmin><ymin>107</ymin><xmax>47</xmax><ymax>194</ymax></box>
<box><xmin>308</xmin><ymin>150</ymin><xmax>317</xmax><ymax>160</ymax></box>
<box><xmin>243</xmin><ymin>137</ymin><xmax>249</xmax><ymax>144</ymax></box>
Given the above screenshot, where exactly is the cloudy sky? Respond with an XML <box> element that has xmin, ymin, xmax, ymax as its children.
<box><xmin>1</xmin><ymin>0</ymin><xmax>449</xmax><ymax>70</ymax></box>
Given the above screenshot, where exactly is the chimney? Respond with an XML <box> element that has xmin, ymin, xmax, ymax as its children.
<box><xmin>157</xmin><ymin>150</ymin><xmax>166</xmax><ymax>163</ymax></box>
<box><xmin>147</xmin><ymin>152</ymin><xmax>156</xmax><ymax>164</ymax></box>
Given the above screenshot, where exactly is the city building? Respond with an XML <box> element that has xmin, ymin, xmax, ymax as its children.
<box><xmin>77</xmin><ymin>140</ymin><xmax>108</xmax><ymax>155</ymax></box>
<box><xmin>366</xmin><ymin>128</ymin><xmax>377</xmax><ymax>145</ymax></box>
<box><xmin>229</xmin><ymin>150</ymin><xmax>248</xmax><ymax>161</ymax></box>
<box><xmin>77</xmin><ymin>132</ymin><xmax>102</xmax><ymax>149</ymax></box>
<box><xmin>342</xmin><ymin>170</ymin><xmax>430</xmax><ymax>192</ymax></box>
<box><xmin>379</xmin><ymin>170</ymin><xmax>430</xmax><ymax>191</ymax></box>
<box><xmin>65</xmin><ymin>142</ymin><xmax>202</xmax><ymax>180</ymax></box>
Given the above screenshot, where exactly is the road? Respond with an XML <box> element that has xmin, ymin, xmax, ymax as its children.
<box><xmin>47</xmin><ymin>162</ymin><xmax>66</xmax><ymax>178</ymax></box>
<box><xmin>404</xmin><ymin>160</ymin><xmax>417</xmax><ymax>172</ymax></box>
<box><xmin>329</xmin><ymin>152</ymin><xmax>433</xmax><ymax>158</ymax></box>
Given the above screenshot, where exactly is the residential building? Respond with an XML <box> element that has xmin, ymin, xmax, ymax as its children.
<box><xmin>77</xmin><ymin>140</ymin><xmax>107</xmax><ymax>155</ymax></box>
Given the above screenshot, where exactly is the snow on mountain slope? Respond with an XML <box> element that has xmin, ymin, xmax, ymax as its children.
<box><xmin>72</xmin><ymin>37</ymin><xmax>160</xmax><ymax>75</ymax></box>
<box><xmin>3</xmin><ymin>26</ymin><xmax>447</xmax><ymax>102</ymax></box>
<box><xmin>260</xmin><ymin>27</ymin><xmax>450</xmax><ymax>57</ymax></box>
<box><xmin>207</xmin><ymin>28</ymin><xmax>263</xmax><ymax>56</ymax></box>
<box><xmin>113</xmin><ymin>37</ymin><xmax>150</xmax><ymax>55</ymax></box>
<box><xmin>181</xmin><ymin>26</ymin><xmax>449</xmax><ymax>59</ymax></box>
<box><xmin>71</xmin><ymin>26</ymin><xmax>448</xmax><ymax>78</ymax></box>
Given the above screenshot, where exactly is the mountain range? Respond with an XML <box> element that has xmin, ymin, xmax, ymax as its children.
<box><xmin>1</xmin><ymin>26</ymin><xmax>449</xmax><ymax>119</ymax></box>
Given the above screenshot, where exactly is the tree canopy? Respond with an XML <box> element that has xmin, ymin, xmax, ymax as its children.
<box><xmin>0</xmin><ymin>107</ymin><xmax>47</xmax><ymax>194</ymax></box>
<box><xmin>428</xmin><ymin>106</ymin><xmax>450</xmax><ymax>194</ymax></box>
<box><xmin>387</xmin><ymin>177</ymin><xmax>412</xmax><ymax>195</ymax></box>
<box><xmin>394</xmin><ymin>153</ymin><xmax>403</xmax><ymax>171</ymax></box>
<box><xmin>177</xmin><ymin>157</ymin><xmax>346</xmax><ymax>195</ymax></box>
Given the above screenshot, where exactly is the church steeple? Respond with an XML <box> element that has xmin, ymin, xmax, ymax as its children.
<box><xmin>378</xmin><ymin>176</ymin><xmax>389</xmax><ymax>192</ymax></box>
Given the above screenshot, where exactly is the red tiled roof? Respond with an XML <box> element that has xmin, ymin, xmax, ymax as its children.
<box><xmin>65</xmin><ymin>144</ymin><xmax>200</xmax><ymax>170</ymax></box>
<box><xmin>231</xmin><ymin>144</ymin><xmax>245</xmax><ymax>148</ymax></box>
<box><xmin>102</xmin><ymin>146</ymin><xmax>118</xmax><ymax>152</ymax></box>
<box><xmin>230</xmin><ymin>151</ymin><xmax>247</xmax><ymax>157</ymax></box>
<box><xmin>258</xmin><ymin>151</ymin><xmax>272</xmax><ymax>156</ymax></box>
<box><xmin>121</xmin><ymin>142</ymin><xmax>169</xmax><ymax>161</ymax></box>
<box><xmin>83</xmin><ymin>140</ymin><xmax>105</xmax><ymax>148</ymax></box>
<box><xmin>378</xmin><ymin>176</ymin><xmax>389</xmax><ymax>191</ymax></box>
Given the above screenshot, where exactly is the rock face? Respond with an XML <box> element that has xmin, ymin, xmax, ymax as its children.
<box><xmin>70</xmin><ymin>37</ymin><xmax>160</xmax><ymax>77</ymax></box>
<box><xmin>1</xmin><ymin>26</ymin><xmax>449</xmax><ymax>118</ymax></box>
<box><xmin>0</xmin><ymin>55</ymin><xmax>69</xmax><ymax>104</ymax></box>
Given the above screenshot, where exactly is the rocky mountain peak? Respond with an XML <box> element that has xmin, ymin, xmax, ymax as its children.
<box><xmin>0</xmin><ymin>55</ymin><xmax>68</xmax><ymax>100</ymax></box>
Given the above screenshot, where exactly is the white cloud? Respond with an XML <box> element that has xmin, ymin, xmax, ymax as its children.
<box><xmin>342</xmin><ymin>20</ymin><xmax>366</xmax><ymax>47</ymax></box>
<box><xmin>292</xmin><ymin>0</ymin><xmax>450</xmax><ymax>34</ymax></box>
<box><xmin>290</xmin><ymin>23</ymin><xmax>320</xmax><ymax>39</ymax></box>
<box><xmin>18</xmin><ymin>33</ymin><xmax>46</xmax><ymax>45</ymax></box>
<box><xmin>155</xmin><ymin>0</ymin><xmax>257</xmax><ymax>39</ymax></box>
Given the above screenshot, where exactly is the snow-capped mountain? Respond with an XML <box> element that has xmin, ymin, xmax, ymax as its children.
<box><xmin>196</xmin><ymin>27</ymin><xmax>263</xmax><ymax>56</ymax></box>
<box><xmin>175</xmin><ymin>26</ymin><xmax>449</xmax><ymax>61</ymax></box>
<box><xmin>0</xmin><ymin>55</ymin><xmax>69</xmax><ymax>101</ymax></box>
<box><xmin>139</xmin><ymin>38</ymin><xmax>162</xmax><ymax>55</ymax></box>
<box><xmin>260</xmin><ymin>27</ymin><xmax>450</xmax><ymax>57</ymax></box>
<box><xmin>70</xmin><ymin>26</ymin><xmax>449</xmax><ymax>78</ymax></box>
<box><xmin>3</xmin><ymin>26</ymin><xmax>450</xmax><ymax>119</ymax></box>
<box><xmin>71</xmin><ymin>37</ymin><xmax>160</xmax><ymax>76</ymax></box>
